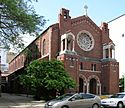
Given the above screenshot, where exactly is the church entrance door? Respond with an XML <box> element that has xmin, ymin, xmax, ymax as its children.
<box><xmin>89</xmin><ymin>78</ymin><xmax>97</xmax><ymax>94</ymax></box>
<box><xmin>79</xmin><ymin>78</ymin><xmax>84</xmax><ymax>92</ymax></box>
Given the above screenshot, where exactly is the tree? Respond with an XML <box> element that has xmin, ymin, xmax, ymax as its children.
<box><xmin>0</xmin><ymin>0</ymin><xmax>46</xmax><ymax>50</ymax></box>
<box><xmin>119</xmin><ymin>75</ymin><xmax>124</xmax><ymax>92</ymax></box>
<box><xmin>20</xmin><ymin>59</ymin><xmax>76</xmax><ymax>100</ymax></box>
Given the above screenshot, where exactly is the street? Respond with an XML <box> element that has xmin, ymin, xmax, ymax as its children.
<box><xmin>0</xmin><ymin>93</ymin><xmax>45</xmax><ymax>108</ymax></box>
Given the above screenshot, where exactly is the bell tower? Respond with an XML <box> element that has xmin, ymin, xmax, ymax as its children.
<box><xmin>101</xmin><ymin>42</ymin><xmax>119</xmax><ymax>94</ymax></box>
<box><xmin>58</xmin><ymin>8</ymin><xmax>71</xmax><ymax>35</ymax></box>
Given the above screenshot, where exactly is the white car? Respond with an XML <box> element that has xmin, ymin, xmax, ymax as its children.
<box><xmin>101</xmin><ymin>92</ymin><xmax>125</xmax><ymax>108</ymax></box>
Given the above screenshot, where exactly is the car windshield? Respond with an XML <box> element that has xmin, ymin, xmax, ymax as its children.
<box><xmin>110</xmin><ymin>94</ymin><xmax>125</xmax><ymax>98</ymax></box>
<box><xmin>56</xmin><ymin>93</ymin><xmax>74</xmax><ymax>101</ymax></box>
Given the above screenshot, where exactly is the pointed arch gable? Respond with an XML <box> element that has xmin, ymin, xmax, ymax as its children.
<box><xmin>79</xmin><ymin>74</ymin><xmax>87</xmax><ymax>84</ymax></box>
<box><xmin>88</xmin><ymin>75</ymin><xmax>100</xmax><ymax>84</ymax></box>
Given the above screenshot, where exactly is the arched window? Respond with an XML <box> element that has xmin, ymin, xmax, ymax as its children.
<box><xmin>103</xmin><ymin>43</ymin><xmax>115</xmax><ymax>59</ymax></box>
<box><xmin>60</xmin><ymin>33</ymin><xmax>75</xmax><ymax>55</ymax></box>
<box><xmin>42</xmin><ymin>39</ymin><xmax>46</xmax><ymax>55</ymax></box>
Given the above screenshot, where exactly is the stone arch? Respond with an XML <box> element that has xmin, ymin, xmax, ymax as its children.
<box><xmin>88</xmin><ymin>75</ymin><xmax>100</xmax><ymax>84</ymax></box>
<box><xmin>60</xmin><ymin>32</ymin><xmax>75</xmax><ymax>53</ymax></box>
<box><xmin>87</xmin><ymin>75</ymin><xmax>101</xmax><ymax>95</ymax></box>
<box><xmin>66</xmin><ymin>33</ymin><xmax>75</xmax><ymax>51</ymax></box>
<box><xmin>79</xmin><ymin>74</ymin><xmax>87</xmax><ymax>83</ymax></box>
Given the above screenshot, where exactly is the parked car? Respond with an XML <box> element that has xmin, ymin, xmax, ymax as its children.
<box><xmin>44</xmin><ymin>92</ymin><xmax>101</xmax><ymax>108</ymax></box>
<box><xmin>101</xmin><ymin>92</ymin><xmax>125</xmax><ymax>108</ymax></box>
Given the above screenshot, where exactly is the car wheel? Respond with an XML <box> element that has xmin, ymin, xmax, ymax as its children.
<box><xmin>61</xmin><ymin>106</ymin><xmax>69</xmax><ymax>108</ymax></box>
<box><xmin>92</xmin><ymin>103</ymin><xmax>99</xmax><ymax>108</ymax></box>
<box><xmin>117</xmin><ymin>102</ymin><xmax>124</xmax><ymax>108</ymax></box>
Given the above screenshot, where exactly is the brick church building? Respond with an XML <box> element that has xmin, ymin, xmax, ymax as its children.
<box><xmin>8</xmin><ymin>8</ymin><xmax>119</xmax><ymax>95</ymax></box>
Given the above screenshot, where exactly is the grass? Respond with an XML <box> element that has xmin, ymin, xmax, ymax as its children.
<box><xmin>100</xmin><ymin>95</ymin><xmax>109</xmax><ymax>99</ymax></box>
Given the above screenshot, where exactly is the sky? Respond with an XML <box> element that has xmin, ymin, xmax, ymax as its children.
<box><xmin>32</xmin><ymin>0</ymin><xmax>125</xmax><ymax>30</ymax></box>
<box><xmin>25</xmin><ymin>0</ymin><xmax>125</xmax><ymax>45</ymax></box>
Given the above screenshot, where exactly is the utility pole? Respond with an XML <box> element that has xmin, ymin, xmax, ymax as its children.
<box><xmin>122</xmin><ymin>33</ymin><xmax>125</xmax><ymax>92</ymax></box>
<box><xmin>124</xmin><ymin>74</ymin><xmax>125</xmax><ymax>92</ymax></box>
<box><xmin>0</xmin><ymin>71</ymin><xmax>1</xmax><ymax>97</ymax></box>
<box><xmin>0</xmin><ymin>6</ymin><xmax>2</xmax><ymax>97</ymax></box>
<box><xmin>0</xmin><ymin>57</ymin><xmax>1</xmax><ymax>97</ymax></box>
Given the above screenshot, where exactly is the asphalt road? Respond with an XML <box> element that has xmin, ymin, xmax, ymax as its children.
<box><xmin>0</xmin><ymin>93</ymin><xmax>45</xmax><ymax>108</ymax></box>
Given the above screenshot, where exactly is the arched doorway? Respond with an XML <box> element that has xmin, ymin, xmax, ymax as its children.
<box><xmin>79</xmin><ymin>78</ymin><xmax>84</xmax><ymax>92</ymax></box>
<box><xmin>89</xmin><ymin>78</ymin><xmax>97</xmax><ymax>94</ymax></box>
<box><xmin>79</xmin><ymin>75</ymin><xmax>87</xmax><ymax>93</ymax></box>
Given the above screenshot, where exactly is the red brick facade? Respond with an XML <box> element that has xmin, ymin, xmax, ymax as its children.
<box><xmin>9</xmin><ymin>8</ymin><xmax>119</xmax><ymax>95</ymax></box>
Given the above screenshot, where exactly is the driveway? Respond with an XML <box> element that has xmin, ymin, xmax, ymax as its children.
<box><xmin>0</xmin><ymin>93</ymin><xmax>45</xmax><ymax>108</ymax></box>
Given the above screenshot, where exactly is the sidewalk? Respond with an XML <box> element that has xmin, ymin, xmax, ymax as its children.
<box><xmin>0</xmin><ymin>93</ymin><xmax>46</xmax><ymax>108</ymax></box>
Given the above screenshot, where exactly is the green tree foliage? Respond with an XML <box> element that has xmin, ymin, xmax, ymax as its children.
<box><xmin>0</xmin><ymin>0</ymin><xmax>46</xmax><ymax>49</ymax></box>
<box><xmin>119</xmin><ymin>75</ymin><xmax>125</xmax><ymax>92</ymax></box>
<box><xmin>20</xmin><ymin>59</ymin><xmax>76</xmax><ymax>99</ymax></box>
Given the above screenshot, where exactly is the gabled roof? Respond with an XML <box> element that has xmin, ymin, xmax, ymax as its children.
<box><xmin>9</xmin><ymin>25</ymin><xmax>52</xmax><ymax>64</ymax></box>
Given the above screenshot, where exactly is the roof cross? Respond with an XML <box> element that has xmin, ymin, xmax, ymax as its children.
<box><xmin>84</xmin><ymin>4</ymin><xmax>88</xmax><ymax>16</ymax></box>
